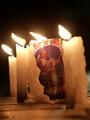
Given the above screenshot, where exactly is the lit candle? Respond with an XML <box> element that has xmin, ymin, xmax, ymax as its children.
<box><xmin>16</xmin><ymin>45</ymin><xmax>28</xmax><ymax>102</ymax></box>
<box><xmin>63</xmin><ymin>37</ymin><xmax>88</xmax><ymax>106</ymax></box>
<box><xmin>1</xmin><ymin>44</ymin><xmax>17</xmax><ymax>97</ymax></box>
<box><xmin>12</xmin><ymin>33</ymin><xmax>51</xmax><ymax>103</ymax></box>
<box><xmin>58</xmin><ymin>25</ymin><xmax>88</xmax><ymax>107</ymax></box>
<box><xmin>11</xmin><ymin>33</ymin><xmax>27</xmax><ymax>102</ymax></box>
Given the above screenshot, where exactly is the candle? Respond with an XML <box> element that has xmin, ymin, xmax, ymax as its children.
<box><xmin>29</xmin><ymin>35</ymin><xmax>66</xmax><ymax>101</ymax></box>
<box><xmin>63</xmin><ymin>37</ymin><xmax>88</xmax><ymax>106</ymax></box>
<box><xmin>12</xmin><ymin>33</ymin><xmax>51</xmax><ymax>103</ymax></box>
<box><xmin>26</xmin><ymin>45</ymin><xmax>51</xmax><ymax>102</ymax></box>
<box><xmin>11</xmin><ymin>33</ymin><xmax>27</xmax><ymax>102</ymax></box>
<box><xmin>34</xmin><ymin>39</ymin><xmax>65</xmax><ymax>100</ymax></box>
<box><xmin>58</xmin><ymin>25</ymin><xmax>88</xmax><ymax>107</ymax></box>
<box><xmin>16</xmin><ymin>44</ymin><xmax>28</xmax><ymax>102</ymax></box>
<box><xmin>8</xmin><ymin>56</ymin><xmax>17</xmax><ymax>97</ymax></box>
<box><xmin>1</xmin><ymin>44</ymin><xmax>17</xmax><ymax>97</ymax></box>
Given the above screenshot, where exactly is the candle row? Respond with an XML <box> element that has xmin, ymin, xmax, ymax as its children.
<box><xmin>1</xmin><ymin>25</ymin><xmax>88</xmax><ymax>107</ymax></box>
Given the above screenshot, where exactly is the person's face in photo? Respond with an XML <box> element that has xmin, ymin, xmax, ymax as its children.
<box><xmin>40</xmin><ymin>50</ymin><xmax>48</xmax><ymax>59</ymax></box>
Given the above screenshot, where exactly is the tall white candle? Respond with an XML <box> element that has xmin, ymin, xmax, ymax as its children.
<box><xmin>11</xmin><ymin>33</ymin><xmax>27</xmax><ymax>102</ymax></box>
<box><xmin>16</xmin><ymin>44</ymin><xmax>28</xmax><ymax>102</ymax></box>
<box><xmin>1</xmin><ymin>44</ymin><xmax>17</xmax><ymax>98</ymax></box>
<box><xmin>63</xmin><ymin>37</ymin><xmax>88</xmax><ymax>106</ymax></box>
<box><xmin>8</xmin><ymin>56</ymin><xmax>17</xmax><ymax>97</ymax></box>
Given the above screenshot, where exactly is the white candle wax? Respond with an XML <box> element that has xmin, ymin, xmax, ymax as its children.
<box><xmin>16</xmin><ymin>44</ymin><xmax>28</xmax><ymax>102</ymax></box>
<box><xmin>8</xmin><ymin>56</ymin><xmax>17</xmax><ymax>97</ymax></box>
<box><xmin>63</xmin><ymin>37</ymin><xmax>88</xmax><ymax>107</ymax></box>
<box><xmin>27</xmin><ymin>45</ymin><xmax>51</xmax><ymax>102</ymax></box>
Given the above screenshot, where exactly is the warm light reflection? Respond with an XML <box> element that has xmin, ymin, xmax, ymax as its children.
<box><xmin>11</xmin><ymin>33</ymin><xmax>26</xmax><ymax>46</ymax></box>
<box><xmin>29</xmin><ymin>40</ymin><xmax>44</xmax><ymax>49</ymax></box>
<box><xmin>1</xmin><ymin>44</ymin><xmax>13</xmax><ymax>56</ymax></box>
<box><xmin>58</xmin><ymin>25</ymin><xmax>72</xmax><ymax>40</ymax></box>
<box><xmin>29</xmin><ymin>40</ymin><xmax>40</xmax><ymax>45</ymax></box>
<box><xmin>30</xmin><ymin>32</ymin><xmax>47</xmax><ymax>42</ymax></box>
<box><xmin>41</xmin><ymin>41</ymin><xmax>44</xmax><ymax>48</ymax></box>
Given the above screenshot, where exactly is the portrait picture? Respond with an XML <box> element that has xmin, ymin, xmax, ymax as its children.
<box><xmin>35</xmin><ymin>42</ymin><xmax>65</xmax><ymax>100</ymax></box>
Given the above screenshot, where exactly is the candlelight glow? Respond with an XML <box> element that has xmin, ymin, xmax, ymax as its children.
<box><xmin>30</xmin><ymin>40</ymin><xmax>40</xmax><ymax>45</ymax></box>
<box><xmin>1</xmin><ymin>44</ymin><xmax>13</xmax><ymax>56</ymax></box>
<box><xmin>30</xmin><ymin>32</ymin><xmax>47</xmax><ymax>42</ymax></box>
<box><xmin>41</xmin><ymin>41</ymin><xmax>44</xmax><ymax>48</ymax></box>
<box><xmin>11</xmin><ymin>33</ymin><xmax>26</xmax><ymax>46</ymax></box>
<box><xmin>58</xmin><ymin>25</ymin><xmax>72</xmax><ymax>40</ymax></box>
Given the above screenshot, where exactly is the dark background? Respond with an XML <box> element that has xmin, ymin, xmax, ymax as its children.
<box><xmin>0</xmin><ymin>0</ymin><xmax>90</xmax><ymax>96</ymax></box>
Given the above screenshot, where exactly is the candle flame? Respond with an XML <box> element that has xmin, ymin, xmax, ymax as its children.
<box><xmin>30</xmin><ymin>32</ymin><xmax>47</xmax><ymax>42</ymax></box>
<box><xmin>1</xmin><ymin>44</ymin><xmax>13</xmax><ymax>56</ymax></box>
<box><xmin>11</xmin><ymin>33</ymin><xmax>26</xmax><ymax>46</ymax></box>
<box><xmin>58</xmin><ymin>25</ymin><xmax>72</xmax><ymax>40</ymax></box>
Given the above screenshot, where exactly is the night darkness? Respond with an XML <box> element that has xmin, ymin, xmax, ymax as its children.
<box><xmin>0</xmin><ymin>0</ymin><xmax>90</xmax><ymax>96</ymax></box>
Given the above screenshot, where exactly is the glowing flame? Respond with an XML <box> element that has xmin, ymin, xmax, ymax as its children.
<box><xmin>30</xmin><ymin>32</ymin><xmax>47</xmax><ymax>42</ymax></box>
<box><xmin>11</xmin><ymin>33</ymin><xmax>26</xmax><ymax>46</ymax></box>
<box><xmin>58</xmin><ymin>25</ymin><xmax>72</xmax><ymax>40</ymax></box>
<box><xmin>1</xmin><ymin>44</ymin><xmax>13</xmax><ymax>56</ymax></box>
